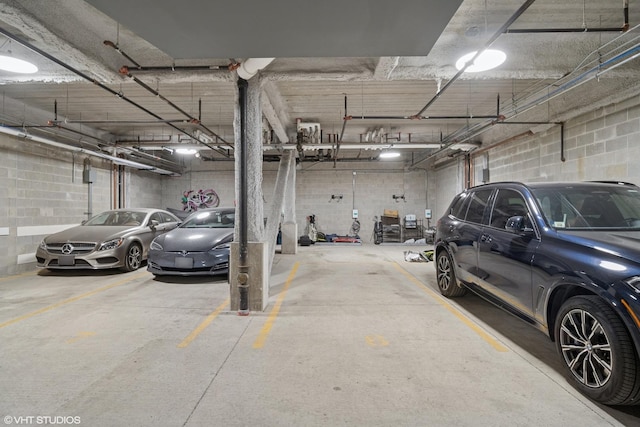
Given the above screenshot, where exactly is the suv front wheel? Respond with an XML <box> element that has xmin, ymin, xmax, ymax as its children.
<box><xmin>555</xmin><ymin>295</ymin><xmax>640</xmax><ymax>405</ymax></box>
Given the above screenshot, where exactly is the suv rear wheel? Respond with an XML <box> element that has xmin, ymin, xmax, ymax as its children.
<box><xmin>555</xmin><ymin>296</ymin><xmax>640</xmax><ymax>405</ymax></box>
<box><xmin>436</xmin><ymin>250</ymin><xmax>466</xmax><ymax>298</ymax></box>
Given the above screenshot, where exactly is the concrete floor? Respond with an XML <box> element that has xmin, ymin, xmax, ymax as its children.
<box><xmin>1</xmin><ymin>244</ymin><xmax>640</xmax><ymax>426</ymax></box>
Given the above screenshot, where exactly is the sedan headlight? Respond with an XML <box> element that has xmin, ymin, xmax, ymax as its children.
<box><xmin>39</xmin><ymin>240</ymin><xmax>47</xmax><ymax>250</ymax></box>
<box><xmin>98</xmin><ymin>238</ymin><xmax>124</xmax><ymax>251</ymax></box>
<box><xmin>150</xmin><ymin>240</ymin><xmax>163</xmax><ymax>251</ymax></box>
<box><xmin>211</xmin><ymin>238</ymin><xmax>232</xmax><ymax>251</ymax></box>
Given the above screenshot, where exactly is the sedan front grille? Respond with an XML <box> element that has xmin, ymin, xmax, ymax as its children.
<box><xmin>46</xmin><ymin>242</ymin><xmax>96</xmax><ymax>255</ymax></box>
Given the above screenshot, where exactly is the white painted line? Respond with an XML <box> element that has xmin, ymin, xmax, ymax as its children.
<box><xmin>17</xmin><ymin>253</ymin><xmax>36</xmax><ymax>264</ymax></box>
<box><xmin>17</xmin><ymin>224</ymin><xmax>78</xmax><ymax>237</ymax></box>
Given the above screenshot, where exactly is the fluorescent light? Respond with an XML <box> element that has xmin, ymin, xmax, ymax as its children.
<box><xmin>379</xmin><ymin>151</ymin><xmax>401</xmax><ymax>159</ymax></box>
<box><xmin>455</xmin><ymin>49</ymin><xmax>506</xmax><ymax>72</ymax></box>
<box><xmin>175</xmin><ymin>147</ymin><xmax>197</xmax><ymax>155</ymax></box>
<box><xmin>0</xmin><ymin>55</ymin><xmax>38</xmax><ymax>73</ymax></box>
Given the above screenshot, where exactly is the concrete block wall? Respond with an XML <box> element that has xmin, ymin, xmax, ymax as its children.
<box><xmin>163</xmin><ymin>160</ymin><xmax>428</xmax><ymax>244</ymax></box>
<box><xmin>0</xmin><ymin>133</ymin><xmax>165</xmax><ymax>276</ymax></box>
<box><xmin>429</xmin><ymin>94</ymin><xmax>640</xmax><ymax>219</ymax></box>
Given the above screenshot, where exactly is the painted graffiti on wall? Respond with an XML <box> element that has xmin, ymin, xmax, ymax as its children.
<box><xmin>182</xmin><ymin>189</ymin><xmax>220</xmax><ymax>212</ymax></box>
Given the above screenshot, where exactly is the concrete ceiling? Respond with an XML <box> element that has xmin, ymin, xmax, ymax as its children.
<box><xmin>0</xmin><ymin>0</ymin><xmax>639</xmax><ymax>174</ymax></box>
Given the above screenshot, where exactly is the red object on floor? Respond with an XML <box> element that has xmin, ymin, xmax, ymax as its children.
<box><xmin>333</xmin><ymin>236</ymin><xmax>360</xmax><ymax>243</ymax></box>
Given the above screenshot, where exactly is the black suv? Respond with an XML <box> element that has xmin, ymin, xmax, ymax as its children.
<box><xmin>434</xmin><ymin>181</ymin><xmax>640</xmax><ymax>406</ymax></box>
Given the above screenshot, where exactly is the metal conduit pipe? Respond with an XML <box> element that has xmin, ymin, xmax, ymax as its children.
<box><xmin>414</xmin><ymin>0</ymin><xmax>537</xmax><ymax>118</ymax></box>
<box><xmin>0</xmin><ymin>125</ymin><xmax>180</xmax><ymax>175</ymax></box>
<box><xmin>413</xmin><ymin>39</ymin><xmax>640</xmax><ymax>168</ymax></box>
<box><xmin>505</xmin><ymin>0</ymin><xmax>629</xmax><ymax>33</ymax></box>
<box><xmin>0</xmin><ymin>27</ymin><xmax>227</xmax><ymax>162</ymax></box>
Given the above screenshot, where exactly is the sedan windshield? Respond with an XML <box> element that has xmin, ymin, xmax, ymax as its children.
<box><xmin>533</xmin><ymin>185</ymin><xmax>640</xmax><ymax>230</ymax></box>
<box><xmin>182</xmin><ymin>211</ymin><xmax>235</xmax><ymax>228</ymax></box>
<box><xmin>84</xmin><ymin>211</ymin><xmax>146</xmax><ymax>226</ymax></box>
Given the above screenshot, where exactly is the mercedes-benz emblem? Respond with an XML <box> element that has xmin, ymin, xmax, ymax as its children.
<box><xmin>181</xmin><ymin>250</ymin><xmax>188</xmax><ymax>256</ymax></box>
<box><xmin>61</xmin><ymin>243</ymin><xmax>74</xmax><ymax>254</ymax></box>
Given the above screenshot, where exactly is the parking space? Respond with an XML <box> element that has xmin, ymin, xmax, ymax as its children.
<box><xmin>1</xmin><ymin>245</ymin><xmax>638</xmax><ymax>426</ymax></box>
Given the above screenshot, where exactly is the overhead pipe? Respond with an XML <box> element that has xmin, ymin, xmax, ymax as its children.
<box><xmin>413</xmin><ymin>38</ymin><xmax>640</xmax><ymax>167</ymax></box>
<box><xmin>334</xmin><ymin>95</ymin><xmax>349</xmax><ymax>167</ymax></box>
<box><xmin>0</xmin><ymin>27</ymin><xmax>227</xmax><ymax>164</ymax></box>
<box><xmin>414</xmin><ymin>0</ymin><xmax>537</xmax><ymax>118</ymax></box>
<box><xmin>236</xmin><ymin>58</ymin><xmax>275</xmax><ymax>80</ymax></box>
<box><xmin>117</xmin><ymin>66</ymin><xmax>233</xmax><ymax>151</ymax></box>
<box><xmin>0</xmin><ymin>125</ymin><xmax>180</xmax><ymax>175</ymax></box>
<box><xmin>104</xmin><ymin>41</ymin><xmax>237</xmax><ymax>72</ymax></box>
<box><xmin>505</xmin><ymin>0</ymin><xmax>629</xmax><ymax>33</ymax></box>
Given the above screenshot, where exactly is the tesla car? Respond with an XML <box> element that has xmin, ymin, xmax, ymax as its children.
<box><xmin>36</xmin><ymin>208</ymin><xmax>181</xmax><ymax>271</ymax></box>
<box><xmin>147</xmin><ymin>207</ymin><xmax>234</xmax><ymax>276</ymax></box>
<box><xmin>434</xmin><ymin>181</ymin><xmax>640</xmax><ymax>406</ymax></box>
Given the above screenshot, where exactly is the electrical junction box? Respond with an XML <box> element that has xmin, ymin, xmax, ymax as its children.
<box><xmin>83</xmin><ymin>170</ymin><xmax>96</xmax><ymax>183</ymax></box>
<box><xmin>352</xmin><ymin>209</ymin><xmax>359</xmax><ymax>219</ymax></box>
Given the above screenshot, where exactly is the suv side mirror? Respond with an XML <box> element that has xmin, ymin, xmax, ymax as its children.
<box><xmin>505</xmin><ymin>216</ymin><xmax>534</xmax><ymax>234</ymax></box>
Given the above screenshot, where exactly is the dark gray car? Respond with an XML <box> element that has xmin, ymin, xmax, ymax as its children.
<box><xmin>36</xmin><ymin>208</ymin><xmax>181</xmax><ymax>271</ymax></box>
<box><xmin>147</xmin><ymin>207</ymin><xmax>234</xmax><ymax>276</ymax></box>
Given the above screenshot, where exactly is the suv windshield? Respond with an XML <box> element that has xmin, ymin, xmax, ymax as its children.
<box><xmin>532</xmin><ymin>185</ymin><xmax>640</xmax><ymax>230</ymax></box>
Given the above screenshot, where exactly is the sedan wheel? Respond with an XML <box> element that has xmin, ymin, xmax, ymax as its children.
<box><xmin>556</xmin><ymin>295</ymin><xmax>640</xmax><ymax>405</ymax></box>
<box><xmin>123</xmin><ymin>243</ymin><xmax>142</xmax><ymax>271</ymax></box>
<box><xmin>436</xmin><ymin>251</ymin><xmax>466</xmax><ymax>298</ymax></box>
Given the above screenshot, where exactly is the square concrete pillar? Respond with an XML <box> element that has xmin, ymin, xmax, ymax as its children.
<box><xmin>229</xmin><ymin>242</ymin><xmax>269</xmax><ymax>312</ymax></box>
<box><xmin>281</xmin><ymin>222</ymin><xmax>298</xmax><ymax>254</ymax></box>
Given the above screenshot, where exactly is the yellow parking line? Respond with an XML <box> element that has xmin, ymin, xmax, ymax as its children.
<box><xmin>177</xmin><ymin>298</ymin><xmax>230</xmax><ymax>348</ymax></box>
<box><xmin>393</xmin><ymin>262</ymin><xmax>509</xmax><ymax>353</ymax></box>
<box><xmin>0</xmin><ymin>270</ymin><xmax>37</xmax><ymax>282</ymax></box>
<box><xmin>253</xmin><ymin>262</ymin><xmax>300</xmax><ymax>349</ymax></box>
<box><xmin>0</xmin><ymin>271</ymin><xmax>148</xmax><ymax>329</ymax></box>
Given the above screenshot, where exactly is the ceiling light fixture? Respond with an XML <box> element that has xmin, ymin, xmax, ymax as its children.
<box><xmin>379</xmin><ymin>151</ymin><xmax>401</xmax><ymax>159</ymax></box>
<box><xmin>175</xmin><ymin>147</ymin><xmax>197</xmax><ymax>155</ymax></box>
<box><xmin>455</xmin><ymin>49</ymin><xmax>506</xmax><ymax>73</ymax></box>
<box><xmin>0</xmin><ymin>54</ymin><xmax>38</xmax><ymax>73</ymax></box>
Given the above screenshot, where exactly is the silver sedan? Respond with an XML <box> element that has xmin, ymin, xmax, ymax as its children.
<box><xmin>36</xmin><ymin>208</ymin><xmax>181</xmax><ymax>271</ymax></box>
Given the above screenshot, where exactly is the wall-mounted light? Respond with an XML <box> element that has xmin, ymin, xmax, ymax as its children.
<box><xmin>0</xmin><ymin>54</ymin><xmax>38</xmax><ymax>74</ymax></box>
<box><xmin>329</xmin><ymin>194</ymin><xmax>343</xmax><ymax>202</ymax></box>
<box><xmin>392</xmin><ymin>194</ymin><xmax>406</xmax><ymax>203</ymax></box>
<box><xmin>161</xmin><ymin>146</ymin><xmax>174</xmax><ymax>154</ymax></box>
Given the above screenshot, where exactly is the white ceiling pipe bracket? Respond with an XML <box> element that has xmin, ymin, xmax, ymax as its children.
<box><xmin>237</xmin><ymin>58</ymin><xmax>275</xmax><ymax>80</ymax></box>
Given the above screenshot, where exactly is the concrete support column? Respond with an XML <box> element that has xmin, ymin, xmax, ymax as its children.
<box><xmin>230</xmin><ymin>76</ymin><xmax>268</xmax><ymax>312</ymax></box>
<box><xmin>229</xmin><ymin>242</ymin><xmax>268</xmax><ymax>311</ymax></box>
<box><xmin>281</xmin><ymin>153</ymin><xmax>297</xmax><ymax>254</ymax></box>
<box><xmin>265</xmin><ymin>150</ymin><xmax>294</xmax><ymax>269</ymax></box>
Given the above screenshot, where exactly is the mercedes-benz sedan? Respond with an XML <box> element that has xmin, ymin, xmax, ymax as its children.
<box><xmin>147</xmin><ymin>207</ymin><xmax>234</xmax><ymax>277</ymax></box>
<box><xmin>36</xmin><ymin>208</ymin><xmax>181</xmax><ymax>271</ymax></box>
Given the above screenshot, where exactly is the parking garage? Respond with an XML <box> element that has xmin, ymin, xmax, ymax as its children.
<box><xmin>2</xmin><ymin>0</ymin><xmax>640</xmax><ymax>425</ymax></box>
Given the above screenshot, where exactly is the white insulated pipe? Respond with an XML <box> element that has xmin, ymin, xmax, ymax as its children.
<box><xmin>237</xmin><ymin>58</ymin><xmax>275</xmax><ymax>80</ymax></box>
